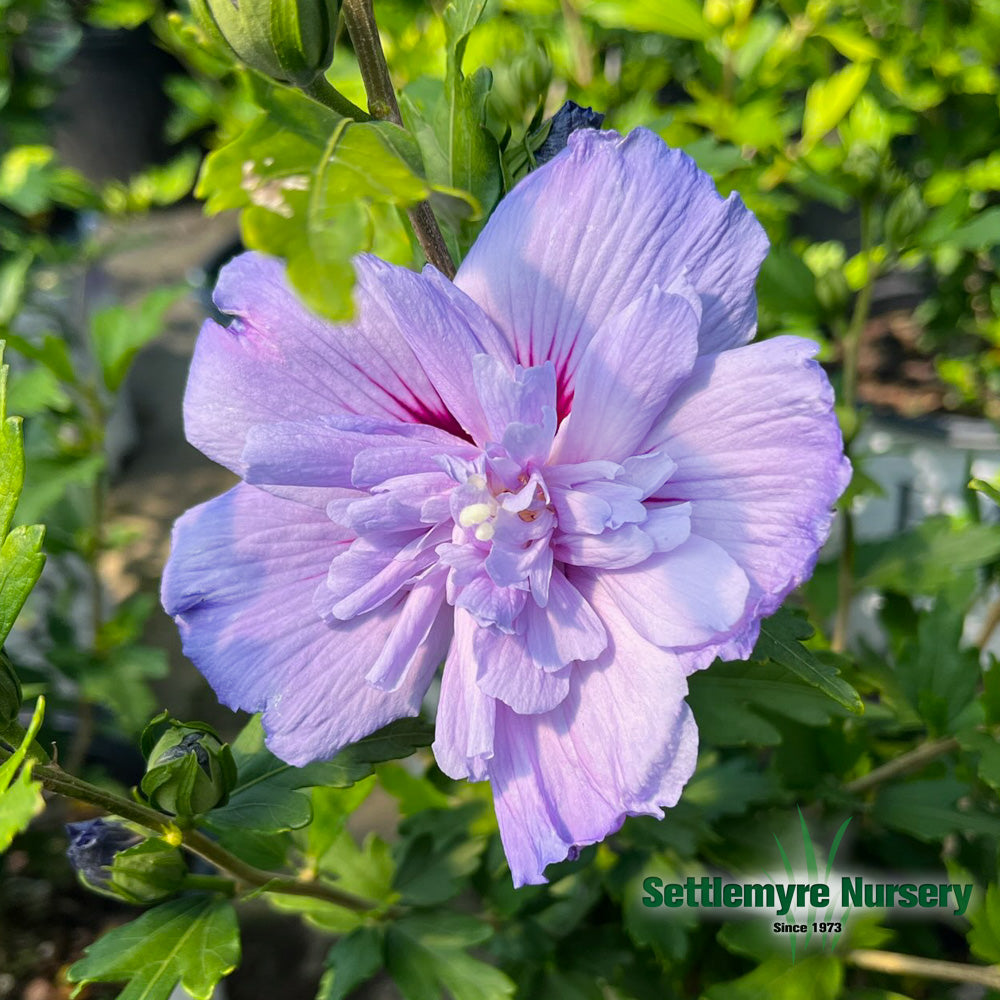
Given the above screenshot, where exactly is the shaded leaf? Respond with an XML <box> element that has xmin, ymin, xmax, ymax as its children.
<box><xmin>68</xmin><ymin>896</ymin><xmax>240</xmax><ymax>1000</ymax></box>
<box><xmin>91</xmin><ymin>286</ymin><xmax>186</xmax><ymax>392</ymax></box>
<box><xmin>755</xmin><ymin>609</ymin><xmax>863</xmax><ymax>713</ymax></box>
<box><xmin>386</xmin><ymin>912</ymin><xmax>515</xmax><ymax>1000</ymax></box>
<box><xmin>318</xmin><ymin>927</ymin><xmax>384</xmax><ymax>1000</ymax></box>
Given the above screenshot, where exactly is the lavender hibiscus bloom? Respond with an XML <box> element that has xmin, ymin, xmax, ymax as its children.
<box><xmin>162</xmin><ymin>128</ymin><xmax>850</xmax><ymax>886</ymax></box>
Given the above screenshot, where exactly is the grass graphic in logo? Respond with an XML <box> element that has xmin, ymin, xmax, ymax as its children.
<box><xmin>772</xmin><ymin>808</ymin><xmax>852</xmax><ymax>962</ymax></box>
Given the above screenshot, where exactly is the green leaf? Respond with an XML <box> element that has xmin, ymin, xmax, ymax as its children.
<box><xmin>0</xmin><ymin>351</ymin><xmax>45</xmax><ymax>645</ymax></box>
<box><xmin>970</xmin><ymin>477</ymin><xmax>1000</xmax><ymax>507</ymax></box>
<box><xmin>801</xmin><ymin>63</ymin><xmax>871</xmax><ymax>150</ymax></box>
<box><xmin>957</xmin><ymin>729</ymin><xmax>1000</xmax><ymax>793</ymax></box>
<box><xmin>705</xmin><ymin>953</ymin><xmax>843</xmax><ymax>1000</ymax></box>
<box><xmin>208</xmin><ymin>715</ymin><xmax>432</xmax><ymax>832</ymax></box>
<box><xmin>81</xmin><ymin>645</ymin><xmax>169</xmax><ymax>735</ymax></box>
<box><xmin>68</xmin><ymin>896</ymin><xmax>240</xmax><ymax>1000</ymax></box>
<box><xmin>2</xmin><ymin>333</ymin><xmax>75</xmax><ymax>384</ymax></box>
<box><xmin>386</xmin><ymin>912</ymin><xmax>515</xmax><ymax>1000</ymax></box>
<box><xmin>414</xmin><ymin>0</ymin><xmax>501</xmax><ymax>253</ymax></box>
<box><xmin>0</xmin><ymin>358</ymin><xmax>25</xmax><ymax>538</ymax></box>
<box><xmin>688</xmin><ymin>657</ymin><xmax>850</xmax><ymax>747</ymax></box>
<box><xmin>968</xmin><ymin>883</ymin><xmax>1000</xmax><ymax>964</ymax></box>
<box><xmin>872</xmin><ymin>778</ymin><xmax>1000</xmax><ymax>842</ymax></box>
<box><xmin>580</xmin><ymin>0</ymin><xmax>710</xmax><ymax>39</ymax></box>
<box><xmin>945</xmin><ymin>206</ymin><xmax>1000</xmax><ymax>250</ymax></box>
<box><xmin>16</xmin><ymin>453</ymin><xmax>104</xmax><ymax>526</ymax></box>
<box><xmin>856</xmin><ymin>517</ymin><xmax>1000</xmax><ymax>594</ymax></box>
<box><xmin>0</xmin><ymin>251</ymin><xmax>32</xmax><ymax>327</ymax></box>
<box><xmin>392</xmin><ymin>805</ymin><xmax>486</xmax><ymax>905</ymax></box>
<box><xmin>755</xmin><ymin>609</ymin><xmax>863</xmax><ymax>714</ymax></box>
<box><xmin>91</xmin><ymin>285</ymin><xmax>187</xmax><ymax>392</ymax></box>
<box><xmin>318</xmin><ymin>926</ymin><xmax>384</xmax><ymax>1000</ymax></box>
<box><xmin>6</xmin><ymin>366</ymin><xmax>71</xmax><ymax>417</ymax></box>
<box><xmin>0</xmin><ymin>696</ymin><xmax>45</xmax><ymax>852</ymax></box>
<box><xmin>0</xmin><ymin>524</ymin><xmax>46</xmax><ymax>647</ymax></box>
<box><xmin>896</xmin><ymin>598</ymin><xmax>981</xmax><ymax>734</ymax></box>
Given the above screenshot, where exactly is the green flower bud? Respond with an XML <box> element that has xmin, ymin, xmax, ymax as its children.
<box><xmin>141</xmin><ymin>719</ymin><xmax>236</xmax><ymax>816</ymax></box>
<box><xmin>190</xmin><ymin>0</ymin><xmax>339</xmax><ymax>88</ymax></box>
<box><xmin>0</xmin><ymin>650</ymin><xmax>22</xmax><ymax>728</ymax></box>
<box><xmin>66</xmin><ymin>819</ymin><xmax>187</xmax><ymax>905</ymax></box>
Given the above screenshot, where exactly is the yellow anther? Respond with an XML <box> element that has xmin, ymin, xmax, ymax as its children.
<box><xmin>467</xmin><ymin>474</ymin><xmax>487</xmax><ymax>490</ymax></box>
<box><xmin>459</xmin><ymin>503</ymin><xmax>493</xmax><ymax>528</ymax></box>
<box><xmin>474</xmin><ymin>522</ymin><xmax>496</xmax><ymax>542</ymax></box>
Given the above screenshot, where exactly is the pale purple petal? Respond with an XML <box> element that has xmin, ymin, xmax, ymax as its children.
<box><xmin>643</xmin><ymin>336</ymin><xmax>851</xmax><ymax>620</ymax></box>
<box><xmin>320</xmin><ymin>534</ymin><xmax>439</xmax><ymax>620</ymax></box>
<box><xmin>523</xmin><ymin>570</ymin><xmax>607</xmax><ymax>670</ymax></box>
<box><xmin>591</xmin><ymin>534</ymin><xmax>750</xmax><ymax>649</ymax></box>
<box><xmin>432</xmin><ymin>609</ymin><xmax>496</xmax><ymax>781</ymax></box>
<box><xmin>474</xmin><ymin>627</ymin><xmax>572</xmax><ymax>714</ymax></box>
<box><xmin>241</xmin><ymin>416</ymin><xmax>469</xmax><ymax>502</ymax></box>
<box><xmin>551</xmin><ymin>284</ymin><xmax>700</xmax><ymax>464</ymax></box>
<box><xmin>186</xmin><ymin>254</ymin><xmax>476</xmax><ymax>477</ymax></box>
<box><xmin>488</xmin><ymin>572</ymin><xmax>697</xmax><ymax>885</ymax></box>
<box><xmin>160</xmin><ymin>484</ymin><xmax>439</xmax><ymax>765</ymax></box>
<box><xmin>367</xmin><ymin>571</ymin><xmax>449</xmax><ymax>690</ymax></box>
<box><xmin>357</xmin><ymin>259</ymin><xmax>517</xmax><ymax>442</ymax></box>
<box><xmin>553</xmin><ymin>524</ymin><xmax>655</xmax><ymax>569</ymax></box>
<box><xmin>455</xmin><ymin>128</ymin><xmax>769</xmax><ymax>413</ymax></box>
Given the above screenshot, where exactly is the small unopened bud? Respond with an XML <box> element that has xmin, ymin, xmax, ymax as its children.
<box><xmin>0</xmin><ymin>650</ymin><xmax>21</xmax><ymax>728</ymax></box>
<box><xmin>66</xmin><ymin>819</ymin><xmax>186</xmax><ymax>904</ymax></box>
<box><xmin>190</xmin><ymin>0</ymin><xmax>338</xmax><ymax>88</ymax></box>
<box><xmin>534</xmin><ymin>101</ymin><xmax>605</xmax><ymax>166</ymax></box>
<box><xmin>141</xmin><ymin>721</ymin><xmax>236</xmax><ymax>816</ymax></box>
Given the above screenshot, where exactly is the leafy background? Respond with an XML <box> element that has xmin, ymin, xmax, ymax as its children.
<box><xmin>2</xmin><ymin>0</ymin><xmax>1000</xmax><ymax>998</ymax></box>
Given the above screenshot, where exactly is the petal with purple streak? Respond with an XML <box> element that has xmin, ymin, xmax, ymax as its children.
<box><xmin>455</xmin><ymin>128</ymin><xmax>769</xmax><ymax>413</ymax></box>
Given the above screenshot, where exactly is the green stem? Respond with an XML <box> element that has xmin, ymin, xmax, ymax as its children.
<box><xmin>181</xmin><ymin>873</ymin><xmax>237</xmax><ymax>896</ymax></box>
<box><xmin>0</xmin><ymin>718</ymin><xmax>51</xmax><ymax>764</ymax></box>
<box><xmin>831</xmin><ymin>198</ymin><xmax>876</xmax><ymax>654</ymax></box>
<box><xmin>340</xmin><ymin>0</ymin><xmax>457</xmax><ymax>278</ymax></box>
<box><xmin>844</xmin><ymin>735</ymin><xmax>960</xmax><ymax>796</ymax></box>
<box><xmin>300</xmin><ymin>74</ymin><xmax>371</xmax><ymax>122</ymax></box>
<box><xmin>846</xmin><ymin>949</ymin><xmax>1000</xmax><ymax>990</ymax></box>
<box><xmin>0</xmin><ymin>746</ymin><xmax>386</xmax><ymax>915</ymax></box>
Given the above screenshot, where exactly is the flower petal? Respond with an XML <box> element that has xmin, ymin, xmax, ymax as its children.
<box><xmin>592</xmin><ymin>533</ymin><xmax>751</xmax><ymax>649</ymax></box>
<box><xmin>488</xmin><ymin>575</ymin><xmax>697</xmax><ymax>885</ymax></box>
<box><xmin>160</xmin><ymin>484</ymin><xmax>441</xmax><ymax>765</ymax></box>
<box><xmin>185</xmin><ymin>252</ymin><xmax>478</xmax><ymax>477</ymax></box>
<box><xmin>523</xmin><ymin>569</ymin><xmax>607</xmax><ymax>669</ymax></box>
<box><xmin>644</xmin><ymin>336</ymin><xmax>851</xmax><ymax>620</ymax></box>
<box><xmin>551</xmin><ymin>284</ymin><xmax>700</xmax><ymax>464</ymax></box>
<box><xmin>432</xmin><ymin>609</ymin><xmax>496</xmax><ymax>781</ymax></box>
<box><xmin>357</xmin><ymin>260</ymin><xmax>518</xmax><ymax>442</ymax></box>
<box><xmin>455</xmin><ymin>128</ymin><xmax>768</xmax><ymax>411</ymax></box>
<box><xmin>474</xmin><ymin>626</ymin><xmax>572</xmax><ymax>714</ymax></box>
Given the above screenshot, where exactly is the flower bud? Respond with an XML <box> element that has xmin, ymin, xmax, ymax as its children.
<box><xmin>189</xmin><ymin>0</ymin><xmax>338</xmax><ymax>88</ymax></box>
<box><xmin>0</xmin><ymin>650</ymin><xmax>21</xmax><ymax>728</ymax></box>
<box><xmin>503</xmin><ymin>101</ymin><xmax>605</xmax><ymax>187</ymax></box>
<box><xmin>534</xmin><ymin>101</ymin><xmax>605</xmax><ymax>166</ymax></box>
<box><xmin>66</xmin><ymin>819</ymin><xmax>187</xmax><ymax>904</ymax></box>
<box><xmin>141</xmin><ymin>721</ymin><xmax>236</xmax><ymax>816</ymax></box>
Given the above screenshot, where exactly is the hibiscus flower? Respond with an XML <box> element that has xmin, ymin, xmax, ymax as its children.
<box><xmin>162</xmin><ymin>127</ymin><xmax>850</xmax><ymax>886</ymax></box>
